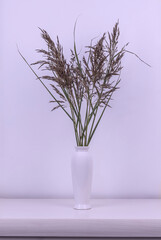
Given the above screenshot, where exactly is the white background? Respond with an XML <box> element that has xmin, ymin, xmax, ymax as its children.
<box><xmin>1</xmin><ymin>0</ymin><xmax>161</xmax><ymax>198</ymax></box>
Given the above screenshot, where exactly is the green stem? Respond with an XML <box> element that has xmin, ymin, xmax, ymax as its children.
<box><xmin>87</xmin><ymin>77</ymin><xmax>120</xmax><ymax>145</ymax></box>
<box><xmin>87</xmin><ymin>93</ymin><xmax>113</xmax><ymax>145</ymax></box>
<box><xmin>84</xmin><ymin>99</ymin><xmax>89</xmax><ymax>146</ymax></box>
<box><xmin>70</xmin><ymin>105</ymin><xmax>79</xmax><ymax>145</ymax></box>
<box><xmin>81</xmin><ymin>99</ymin><xmax>99</xmax><ymax>138</ymax></box>
<box><xmin>88</xmin><ymin>107</ymin><xmax>98</xmax><ymax>143</ymax></box>
<box><xmin>62</xmin><ymin>88</ymin><xmax>78</xmax><ymax>119</ymax></box>
<box><xmin>73</xmin><ymin>84</ymin><xmax>83</xmax><ymax>133</ymax></box>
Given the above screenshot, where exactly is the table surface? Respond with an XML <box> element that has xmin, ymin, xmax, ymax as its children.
<box><xmin>1</xmin><ymin>199</ymin><xmax>161</xmax><ymax>237</ymax></box>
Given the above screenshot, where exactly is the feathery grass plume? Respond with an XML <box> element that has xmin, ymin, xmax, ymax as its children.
<box><xmin>19</xmin><ymin>21</ymin><xmax>150</xmax><ymax>146</ymax></box>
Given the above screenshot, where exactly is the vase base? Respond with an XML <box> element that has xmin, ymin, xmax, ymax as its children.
<box><xmin>74</xmin><ymin>204</ymin><xmax>91</xmax><ymax>210</ymax></box>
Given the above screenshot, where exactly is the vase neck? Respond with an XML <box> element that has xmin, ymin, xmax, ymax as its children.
<box><xmin>75</xmin><ymin>146</ymin><xmax>89</xmax><ymax>152</ymax></box>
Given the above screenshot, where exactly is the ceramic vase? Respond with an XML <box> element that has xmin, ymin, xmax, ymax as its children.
<box><xmin>71</xmin><ymin>146</ymin><xmax>93</xmax><ymax>210</ymax></box>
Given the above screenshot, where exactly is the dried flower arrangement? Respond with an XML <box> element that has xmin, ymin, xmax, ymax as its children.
<box><xmin>18</xmin><ymin>21</ymin><xmax>150</xmax><ymax>146</ymax></box>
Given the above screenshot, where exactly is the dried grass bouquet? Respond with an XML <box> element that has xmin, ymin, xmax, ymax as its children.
<box><xmin>19</xmin><ymin>21</ymin><xmax>149</xmax><ymax>146</ymax></box>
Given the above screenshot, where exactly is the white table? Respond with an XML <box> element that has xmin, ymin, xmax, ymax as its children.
<box><xmin>0</xmin><ymin>199</ymin><xmax>161</xmax><ymax>238</ymax></box>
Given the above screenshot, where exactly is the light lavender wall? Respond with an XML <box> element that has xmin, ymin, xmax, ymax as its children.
<box><xmin>1</xmin><ymin>0</ymin><xmax>161</xmax><ymax>198</ymax></box>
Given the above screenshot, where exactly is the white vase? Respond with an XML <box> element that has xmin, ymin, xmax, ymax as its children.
<box><xmin>71</xmin><ymin>146</ymin><xmax>93</xmax><ymax>210</ymax></box>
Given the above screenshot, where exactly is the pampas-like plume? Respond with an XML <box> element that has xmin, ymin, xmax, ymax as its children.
<box><xmin>19</xmin><ymin>21</ymin><xmax>150</xmax><ymax>146</ymax></box>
